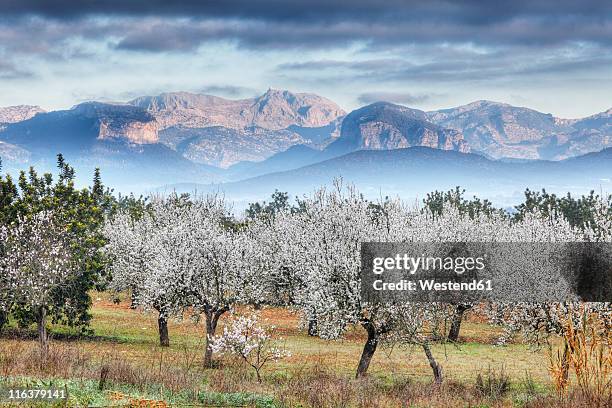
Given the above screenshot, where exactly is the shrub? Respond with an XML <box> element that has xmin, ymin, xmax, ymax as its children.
<box><xmin>475</xmin><ymin>365</ymin><xmax>511</xmax><ymax>400</ymax></box>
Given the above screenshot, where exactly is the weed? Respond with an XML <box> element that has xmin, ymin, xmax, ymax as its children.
<box><xmin>474</xmin><ymin>365</ymin><xmax>511</xmax><ymax>400</ymax></box>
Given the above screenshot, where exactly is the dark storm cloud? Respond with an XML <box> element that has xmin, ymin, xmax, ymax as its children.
<box><xmin>1</xmin><ymin>0</ymin><xmax>610</xmax><ymax>94</ymax></box>
<box><xmin>357</xmin><ymin>92</ymin><xmax>440</xmax><ymax>106</ymax></box>
<box><xmin>3</xmin><ymin>1</ymin><xmax>611</xmax><ymax>26</ymax></box>
<box><xmin>1</xmin><ymin>1</ymin><xmax>611</xmax><ymax>52</ymax></box>
<box><xmin>112</xmin><ymin>19</ymin><xmax>361</xmax><ymax>52</ymax></box>
<box><xmin>110</xmin><ymin>17</ymin><xmax>612</xmax><ymax>52</ymax></box>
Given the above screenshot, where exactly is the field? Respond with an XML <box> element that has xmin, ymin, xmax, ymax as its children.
<box><xmin>2</xmin><ymin>293</ymin><xmax>594</xmax><ymax>408</ymax></box>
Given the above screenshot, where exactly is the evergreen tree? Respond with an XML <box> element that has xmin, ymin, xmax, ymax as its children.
<box><xmin>0</xmin><ymin>155</ymin><xmax>110</xmax><ymax>334</ymax></box>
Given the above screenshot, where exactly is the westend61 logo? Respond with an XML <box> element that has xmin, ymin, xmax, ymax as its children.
<box><xmin>360</xmin><ymin>242</ymin><xmax>612</xmax><ymax>303</ymax></box>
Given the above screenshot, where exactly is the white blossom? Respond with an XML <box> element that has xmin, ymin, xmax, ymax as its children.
<box><xmin>210</xmin><ymin>313</ymin><xmax>290</xmax><ymax>382</ymax></box>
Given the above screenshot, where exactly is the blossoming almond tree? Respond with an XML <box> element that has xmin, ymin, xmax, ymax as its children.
<box><xmin>166</xmin><ymin>196</ymin><xmax>281</xmax><ymax>367</ymax></box>
<box><xmin>178</xmin><ymin>205</ymin><xmax>254</xmax><ymax>368</ymax></box>
<box><xmin>272</xmin><ymin>182</ymin><xmax>416</xmax><ymax>378</ymax></box>
<box><xmin>0</xmin><ymin>211</ymin><xmax>79</xmax><ymax>354</ymax></box>
<box><xmin>259</xmin><ymin>182</ymin><xmax>611</xmax><ymax>381</ymax></box>
<box><xmin>104</xmin><ymin>205</ymin><xmax>175</xmax><ymax>345</ymax></box>
<box><xmin>210</xmin><ymin>313</ymin><xmax>291</xmax><ymax>382</ymax></box>
<box><xmin>480</xmin><ymin>210</ymin><xmax>611</xmax><ymax>346</ymax></box>
<box><xmin>105</xmin><ymin>193</ymin><xmax>264</xmax><ymax>364</ymax></box>
<box><xmin>104</xmin><ymin>195</ymin><xmax>201</xmax><ymax>347</ymax></box>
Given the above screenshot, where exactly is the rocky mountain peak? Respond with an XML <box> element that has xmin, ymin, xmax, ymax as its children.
<box><xmin>465</xmin><ymin>100</ymin><xmax>510</xmax><ymax>109</ymax></box>
<box><xmin>349</xmin><ymin>101</ymin><xmax>428</xmax><ymax>122</ymax></box>
<box><xmin>130</xmin><ymin>92</ymin><xmax>237</xmax><ymax>112</ymax></box>
<box><xmin>326</xmin><ymin>101</ymin><xmax>469</xmax><ymax>156</ymax></box>
<box><xmin>129</xmin><ymin>89</ymin><xmax>345</xmax><ymax>131</ymax></box>
<box><xmin>72</xmin><ymin>102</ymin><xmax>158</xmax><ymax>144</ymax></box>
<box><xmin>426</xmin><ymin>100</ymin><xmax>564</xmax><ymax>157</ymax></box>
<box><xmin>250</xmin><ymin>88</ymin><xmax>346</xmax><ymax>129</ymax></box>
<box><xmin>0</xmin><ymin>105</ymin><xmax>45</xmax><ymax>124</ymax></box>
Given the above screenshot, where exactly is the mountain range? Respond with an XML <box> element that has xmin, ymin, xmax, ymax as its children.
<box><xmin>0</xmin><ymin>89</ymin><xmax>610</xmax><ymax>204</ymax></box>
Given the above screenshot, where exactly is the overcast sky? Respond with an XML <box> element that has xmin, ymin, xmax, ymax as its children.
<box><xmin>1</xmin><ymin>0</ymin><xmax>611</xmax><ymax>117</ymax></box>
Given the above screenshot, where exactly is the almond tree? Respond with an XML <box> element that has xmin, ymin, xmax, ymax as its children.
<box><xmin>176</xmin><ymin>202</ymin><xmax>255</xmax><ymax>368</ymax></box>
<box><xmin>423</xmin><ymin>187</ymin><xmax>505</xmax><ymax>342</ymax></box>
<box><xmin>210</xmin><ymin>313</ymin><xmax>291</xmax><ymax>382</ymax></box>
<box><xmin>106</xmin><ymin>193</ymin><xmax>264</xmax><ymax>364</ymax></box>
<box><xmin>481</xmin><ymin>209</ymin><xmax>612</xmax><ymax>346</ymax></box>
<box><xmin>272</xmin><ymin>182</ymin><xmax>413</xmax><ymax>378</ymax></box>
<box><xmin>0</xmin><ymin>211</ymin><xmax>79</xmax><ymax>354</ymax></box>
<box><xmin>104</xmin><ymin>194</ymin><xmax>196</xmax><ymax>347</ymax></box>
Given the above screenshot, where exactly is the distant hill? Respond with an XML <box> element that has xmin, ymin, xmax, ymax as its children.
<box><xmin>162</xmin><ymin>147</ymin><xmax>611</xmax><ymax>209</ymax></box>
<box><xmin>0</xmin><ymin>105</ymin><xmax>45</xmax><ymax>126</ymax></box>
<box><xmin>129</xmin><ymin>89</ymin><xmax>346</xmax><ymax>167</ymax></box>
<box><xmin>162</xmin><ymin>125</ymin><xmax>307</xmax><ymax>168</ymax></box>
<box><xmin>227</xmin><ymin>144</ymin><xmax>323</xmax><ymax>179</ymax></box>
<box><xmin>0</xmin><ymin>102</ymin><xmax>159</xmax><ymax>152</ymax></box>
<box><xmin>130</xmin><ymin>89</ymin><xmax>345</xmax><ymax>131</ymax></box>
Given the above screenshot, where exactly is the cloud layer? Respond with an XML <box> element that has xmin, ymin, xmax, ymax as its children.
<box><xmin>3</xmin><ymin>1</ymin><xmax>612</xmax><ymax>51</ymax></box>
<box><xmin>0</xmin><ymin>1</ymin><xmax>610</xmax><ymax>116</ymax></box>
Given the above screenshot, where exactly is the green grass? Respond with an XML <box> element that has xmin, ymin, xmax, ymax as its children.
<box><xmin>83</xmin><ymin>298</ymin><xmax>553</xmax><ymax>384</ymax></box>
<box><xmin>0</xmin><ymin>377</ymin><xmax>279</xmax><ymax>407</ymax></box>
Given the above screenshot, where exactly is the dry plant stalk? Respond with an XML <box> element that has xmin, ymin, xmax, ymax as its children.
<box><xmin>109</xmin><ymin>391</ymin><xmax>169</xmax><ymax>408</ymax></box>
<box><xmin>548</xmin><ymin>305</ymin><xmax>611</xmax><ymax>405</ymax></box>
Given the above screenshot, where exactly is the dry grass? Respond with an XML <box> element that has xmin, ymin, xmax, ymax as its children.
<box><xmin>81</xmin><ymin>294</ymin><xmax>552</xmax><ymax>383</ymax></box>
<box><xmin>1</xmin><ymin>293</ymin><xmax>608</xmax><ymax>407</ymax></box>
<box><xmin>548</xmin><ymin>308</ymin><xmax>612</xmax><ymax>407</ymax></box>
<box><xmin>0</xmin><ymin>341</ymin><xmax>203</xmax><ymax>395</ymax></box>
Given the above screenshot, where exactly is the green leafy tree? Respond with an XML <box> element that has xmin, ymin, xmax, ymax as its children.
<box><xmin>514</xmin><ymin>189</ymin><xmax>612</xmax><ymax>234</ymax></box>
<box><xmin>424</xmin><ymin>186</ymin><xmax>503</xmax><ymax>219</ymax></box>
<box><xmin>0</xmin><ymin>155</ymin><xmax>109</xmax><ymax>335</ymax></box>
<box><xmin>246</xmin><ymin>190</ymin><xmax>305</xmax><ymax>221</ymax></box>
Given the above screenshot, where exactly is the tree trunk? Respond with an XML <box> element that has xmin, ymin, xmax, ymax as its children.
<box><xmin>448</xmin><ymin>304</ymin><xmax>472</xmax><ymax>342</ymax></box>
<box><xmin>422</xmin><ymin>343</ymin><xmax>443</xmax><ymax>384</ymax></box>
<box><xmin>158</xmin><ymin>314</ymin><xmax>170</xmax><ymax>347</ymax></box>
<box><xmin>356</xmin><ymin>321</ymin><xmax>379</xmax><ymax>378</ymax></box>
<box><xmin>204</xmin><ymin>309</ymin><xmax>226</xmax><ymax>368</ymax></box>
<box><xmin>0</xmin><ymin>310</ymin><xmax>8</xmax><ymax>333</ymax></box>
<box><xmin>37</xmin><ymin>306</ymin><xmax>48</xmax><ymax>356</ymax></box>
<box><xmin>307</xmin><ymin>319</ymin><xmax>318</xmax><ymax>336</ymax></box>
<box><xmin>129</xmin><ymin>289</ymin><xmax>137</xmax><ymax>309</ymax></box>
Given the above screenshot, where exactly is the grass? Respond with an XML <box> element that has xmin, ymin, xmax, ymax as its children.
<box><xmin>82</xmin><ymin>295</ymin><xmax>551</xmax><ymax>383</ymax></box>
<box><xmin>0</xmin><ymin>292</ymin><xmax>604</xmax><ymax>407</ymax></box>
